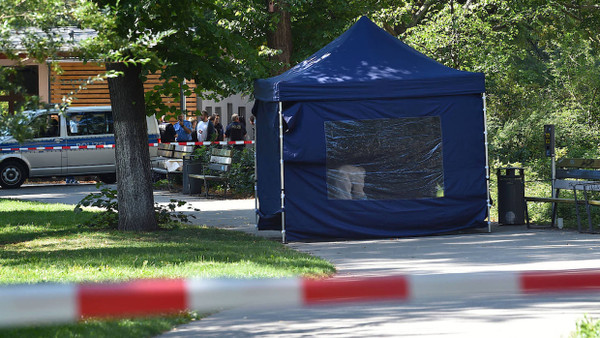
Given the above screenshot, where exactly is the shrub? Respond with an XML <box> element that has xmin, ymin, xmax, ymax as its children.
<box><xmin>191</xmin><ymin>145</ymin><xmax>255</xmax><ymax>197</ymax></box>
<box><xmin>227</xmin><ymin>147</ymin><xmax>255</xmax><ymax>196</ymax></box>
<box><xmin>75</xmin><ymin>182</ymin><xmax>199</xmax><ymax>229</ymax></box>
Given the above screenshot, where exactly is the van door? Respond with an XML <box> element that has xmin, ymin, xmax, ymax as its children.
<box><xmin>24</xmin><ymin>113</ymin><xmax>65</xmax><ymax>177</ymax></box>
<box><xmin>65</xmin><ymin>109</ymin><xmax>116</xmax><ymax>175</ymax></box>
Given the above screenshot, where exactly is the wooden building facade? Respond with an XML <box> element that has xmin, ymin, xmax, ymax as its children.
<box><xmin>1</xmin><ymin>58</ymin><xmax>254</xmax><ymax>126</ymax></box>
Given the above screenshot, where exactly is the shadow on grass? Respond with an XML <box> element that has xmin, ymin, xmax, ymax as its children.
<box><xmin>0</xmin><ymin>227</ymin><xmax>334</xmax><ymax>274</ymax></box>
<box><xmin>0</xmin><ymin>208</ymin><xmax>335</xmax><ymax>283</ymax></box>
<box><xmin>0</xmin><ymin>209</ymin><xmax>96</xmax><ymax>244</ymax></box>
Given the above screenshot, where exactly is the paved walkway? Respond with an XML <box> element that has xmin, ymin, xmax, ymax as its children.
<box><xmin>159</xmin><ymin>225</ymin><xmax>600</xmax><ymax>338</ymax></box>
<box><xmin>3</xmin><ymin>183</ymin><xmax>600</xmax><ymax>337</ymax></box>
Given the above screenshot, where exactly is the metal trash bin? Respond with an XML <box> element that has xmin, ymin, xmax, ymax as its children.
<box><xmin>497</xmin><ymin>167</ymin><xmax>525</xmax><ymax>225</ymax></box>
<box><xmin>182</xmin><ymin>156</ymin><xmax>203</xmax><ymax>194</ymax></box>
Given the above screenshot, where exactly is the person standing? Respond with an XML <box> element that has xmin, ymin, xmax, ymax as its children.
<box><xmin>190</xmin><ymin>118</ymin><xmax>199</xmax><ymax>143</ymax></box>
<box><xmin>214</xmin><ymin>114</ymin><xmax>224</xmax><ymax>142</ymax></box>
<box><xmin>174</xmin><ymin>113</ymin><xmax>193</xmax><ymax>142</ymax></box>
<box><xmin>207</xmin><ymin>115</ymin><xmax>218</xmax><ymax>142</ymax></box>
<box><xmin>225</xmin><ymin>113</ymin><xmax>247</xmax><ymax>150</ymax></box>
<box><xmin>158</xmin><ymin>115</ymin><xmax>176</xmax><ymax>143</ymax></box>
<box><xmin>158</xmin><ymin>115</ymin><xmax>177</xmax><ymax>143</ymax></box>
<box><xmin>196</xmin><ymin>111</ymin><xmax>210</xmax><ymax>143</ymax></box>
<box><xmin>249</xmin><ymin>115</ymin><xmax>256</xmax><ymax>140</ymax></box>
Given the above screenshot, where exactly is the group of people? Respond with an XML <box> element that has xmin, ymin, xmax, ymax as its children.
<box><xmin>158</xmin><ymin>111</ymin><xmax>248</xmax><ymax>148</ymax></box>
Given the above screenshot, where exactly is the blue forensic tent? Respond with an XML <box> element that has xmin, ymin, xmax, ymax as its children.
<box><xmin>253</xmin><ymin>17</ymin><xmax>488</xmax><ymax>241</ymax></box>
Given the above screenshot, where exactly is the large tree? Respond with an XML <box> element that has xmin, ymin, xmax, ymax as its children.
<box><xmin>82</xmin><ymin>0</ymin><xmax>274</xmax><ymax>230</ymax></box>
<box><xmin>0</xmin><ymin>0</ymin><xmax>273</xmax><ymax>231</ymax></box>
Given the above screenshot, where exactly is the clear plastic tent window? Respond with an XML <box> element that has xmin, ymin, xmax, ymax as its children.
<box><xmin>325</xmin><ymin>117</ymin><xmax>444</xmax><ymax>200</ymax></box>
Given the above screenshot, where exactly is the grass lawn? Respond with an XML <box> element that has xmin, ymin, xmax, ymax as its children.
<box><xmin>0</xmin><ymin>198</ymin><xmax>335</xmax><ymax>337</ymax></box>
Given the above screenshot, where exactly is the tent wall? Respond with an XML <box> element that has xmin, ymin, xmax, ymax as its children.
<box><xmin>254</xmin><ymin>100</ymin><xmax>283</xmax><ymax>230</ymax></box>
<box><xmin>256</xmin><ymin>94</ymin><xmax>487</xmax><ymax>240</ymax></box>
<box><xmin>253</xmin><ymin>17</ymin><xmax>487</xmax><ymax>241</ymax></box>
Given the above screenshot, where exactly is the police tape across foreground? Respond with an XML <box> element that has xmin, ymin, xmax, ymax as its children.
<box><xmin>0</xmin><ymin>140</ymin><xmax>254</xmax><ymax>152</ymax></box>
<box><xmin>2</xmin><ymin>269</ymin><xmax>600</xmax><ymax>328</ymax></box>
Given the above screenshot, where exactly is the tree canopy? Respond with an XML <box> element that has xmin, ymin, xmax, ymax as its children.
<box><xmin>1</xmin><ymin>0</ymin><xmax>600</xmax><ymax>228</ymax></box>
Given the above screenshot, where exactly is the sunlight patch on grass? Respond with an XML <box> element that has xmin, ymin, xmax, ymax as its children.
<box><xmin>0</xmin><ymin>198</ymin><xmax>335</xmax><ymax>337</ymax></box>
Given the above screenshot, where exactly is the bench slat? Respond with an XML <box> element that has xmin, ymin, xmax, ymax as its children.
<box><xmin>525</xmin><ymin>196</ymin><xmax>600</xmax><ymax>207</ymax></box>
<box><xmin>524</xmin><ymin>196</ymin><xmax>583</xmax><ymax>204</ymax></box>
<box><xmin>557</xmin><ymin>158</ymin><xmax>600</xmax><ymax>169</ymax></box>
<box><xmin>212</xmin><ymin>148</ymin><xmax>232</xmax><ymax>157</ymax></box>
<box><xmin>157</xmin><ymin>149</ymin><xmax>174</xmax><ymax>157</ymax></box>
<box><xmin>554</xmin><ymin>180</ymin><xmax>600</xmax><ymax>191</ymax></box>
<box><xmin>158</xmin><ymin>143</ymin><xmax>175</xmax><ymax>151</ymax></box>
<box><xmin>188</xmin><ymin>174</ymin><xmax>224</xmax><ymax>181</ymax></box>
<box><xmin>210</xmin><ymin>155</ymin><xmax>232</xmax><ymax>165</ymax></box>
<box><xmin>172</xmin><ymin>151</ymin><xmax>192</xmax><ymax>159</ymax></box>
<box><xmin>207</xmin><ymin>163</ymin><xmax>229</xmax><ymax>172</ymax></box>
<box><xmin>557</xmin><ymin>169</ymin><xmax>600</xmax><ymax>180</ymax></box>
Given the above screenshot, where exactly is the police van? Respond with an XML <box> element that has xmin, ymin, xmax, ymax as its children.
<box><xmin>0</xmin><ymin>106</ymin><xmax>159</xmax><ymax>189</ymax></box>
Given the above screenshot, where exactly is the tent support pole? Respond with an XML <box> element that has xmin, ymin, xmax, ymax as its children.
<box><xmin>254</xmin><ymin>124</ymin><xmax>258</xmax><ymax>227</ymax></box>
<box><xmin>483</xmin><ymin>93</ymin><xmax>492</xmax><ymax>233</ymax></box>
<box><xmin>278</xmin><ymin>102</ymin><xmax>286</xmax><ymax>243</ymax></box>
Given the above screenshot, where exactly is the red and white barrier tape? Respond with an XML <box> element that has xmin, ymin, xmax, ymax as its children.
<box><xmin>1</xmin><ymin>144</ymin><xmax>116</xmax><ymax>152</ymax></box>
<box><xmin>0</xmin><ymin>140</ymin><xmax>254</xmax><ymax>152</ymax></box>
<box><xmin>161</xmin><ymin>140</ymin><xmax>255</xmax><ymax>147</ymax></box>
<box><xmin>2</xmin><ymin>269</ymin><xmax>600</xmax><ymax>327</ymax></box>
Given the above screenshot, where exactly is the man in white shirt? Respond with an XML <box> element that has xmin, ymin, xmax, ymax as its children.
<box><xmin>196</xmin><ymin>112</ymin><xmax>209</xmax><ymax>142</ymax></box>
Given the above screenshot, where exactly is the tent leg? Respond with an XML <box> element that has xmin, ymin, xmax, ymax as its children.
<box><xmin>278</xmin><ymin>102</ymin><xmax>287</xmax><ymax>244</ymax></box>
<box><xmin>483</xmin><ymin>93</ymin><xmax>492</xmax><ymax>233</ymax></box>
<box><xmin>254</xmin><ymin>130</ymin><xmax>259</xmax><ymax>228</ymax></box>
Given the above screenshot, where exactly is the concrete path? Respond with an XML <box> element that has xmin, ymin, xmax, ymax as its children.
<box><xmin>3</xmin><ymin>183</ymin><xmax>600</xmax><ymax>337</ymax></box>
<box><xmin>160</xmin><ymin>226</ymin><xmax>600</xmax><ymax>338</ymax></box>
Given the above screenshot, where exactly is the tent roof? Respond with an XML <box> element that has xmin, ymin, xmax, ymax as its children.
<box><xmin>254</xmin><ymin>16</ymin><xmax>485</xmax><ymax>102</ymax></box>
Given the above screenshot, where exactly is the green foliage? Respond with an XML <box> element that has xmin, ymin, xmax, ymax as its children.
<box><xmin>368</xmin><ymin>1</ymin><xmax>600</xmax><ymax>224</ymax></box>
<box><xmin>572</xmin><ymin>315</ymin><xmax>600</xmax><ymax>338</ymax></box>
<box><xmin>75</xmin><ymin>182</ymin><xmax>199</xmax><ymax>229</ymax></box>
<box><xmin>191</xmin><ymin>144</ymin><xmax>214</xmax><ymax>163</ymax></box>
<box><xmin>191</xmin><ymin>145</ymin><xmax>256</xmax><ymax>197</ymax></box>
<box><xmin>228</xmin><ymin>147</ymin><xmax>256</xmax><ymax>196</ymax></box>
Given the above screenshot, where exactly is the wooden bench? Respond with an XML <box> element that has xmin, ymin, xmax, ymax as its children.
<box><xmin>151</xmin><ymin>144</ymin><xmax>193</xmax><ymax>191</ymax></box>
<box><xmin>188</xmin><ymin>148</ymin><xmax>232</xmax><ymax>197</ymax></box>
<box><xmin>525</xmin><ymin>158</ymin><xmax>600</xmax><ymax>232</ymax></box>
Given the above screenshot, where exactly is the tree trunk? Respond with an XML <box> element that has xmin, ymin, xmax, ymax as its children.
<box><xmin>106</xmin><ymin>62</ymin><xmax>158</xmax><ymax>231</ymax></box>
<box><xmin>266</xmin><ymin>1</ymin><xmax>293</xmax><ymax>71</ymax></box>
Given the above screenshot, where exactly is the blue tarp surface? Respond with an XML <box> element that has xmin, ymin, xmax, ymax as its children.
<box><xmin>254</xmin><ymin>17</ymin><xmax>487</xmax><ymax>241</ymax></box>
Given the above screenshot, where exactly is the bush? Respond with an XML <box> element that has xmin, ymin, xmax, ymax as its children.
<box><xmin>227</xmin><ymin>147</ymin><xmax>255</xmax><ymax>196</ymax></box>
<box><xmin>191</xmin><ymin>145</ymin><xmax>255</xmax><ymax>197</ymax></box>
<box><xmin>573</xmin><ymin>315</ymin><xmax>600</xmax><ymax>338</ymax></box>
<box><xmin>75</xmin><ymin>182</ymin><xmax>199</xmax><ymax>229</ymax></box>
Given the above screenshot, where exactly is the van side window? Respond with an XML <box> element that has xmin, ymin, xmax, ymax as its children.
<box><xmin>67</xmin><ymin>113</ymin><xmax>83</xmax><ymax>135</ymax></box>
<box><xmin>67</xmin><ymin>111</ymin><xmax>113</xmax><ymax>136</ymax></box>
<box><xmin>32</xmin><ymin>114</ymin><xmax>60</xmax><ymax>138</ymax></box>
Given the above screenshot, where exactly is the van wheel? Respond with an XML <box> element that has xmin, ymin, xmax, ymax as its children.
<box><xmin>98</xmin><ymin>173</ymin><xmax>117</xmax><ymax>184</ymax></box>
<box><xmin>0</xmin><ymin>161</ymin><xmax>27</xmax><ymax>189</ymax></box>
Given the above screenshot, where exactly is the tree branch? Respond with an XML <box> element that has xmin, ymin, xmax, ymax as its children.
<box><xmin>388</xmin><ymin>0</ymin><xmax>443</xmax><ymax>36</ymax></box>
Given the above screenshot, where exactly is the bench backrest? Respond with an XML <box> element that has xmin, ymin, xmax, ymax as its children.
<box><xmin>555</xmin><ymin>158</ymin><xmax>600</xmax><ymax>191</ymax></box>
<box><xmin>157</xmin><ymin>143</ymin><xmax>193</xmax><ymax>158</ymax></box>
<box><xmin>557</xmin><ymin>158</ymin><xmax>600</xmax><ymax>180</ymax></box>
<box><xmin>157</xmin><ymin>143</ymin><xmax>174</xmax><ymax>157</ymax></box>
<box><xmin>206</xmin><ymin>148</ymin><xmax>232</xmax><ymax>172</ymax></box>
